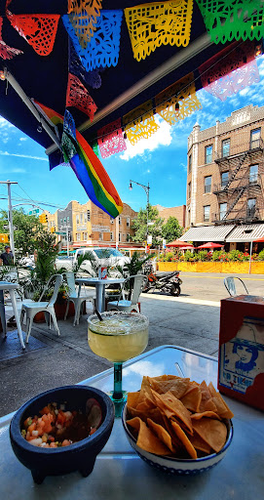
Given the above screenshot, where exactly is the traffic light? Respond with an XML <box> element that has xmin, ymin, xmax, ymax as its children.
<box><xmin>0</xmin><ymin>233</ymin><xmax>9</xmax><ymax>243</ymax></box>
<box><xmin>39</xmin><ymin>214</ymin><xmax>48</xmax><ymax>223</ymax></box>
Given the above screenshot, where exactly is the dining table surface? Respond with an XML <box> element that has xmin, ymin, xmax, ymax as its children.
<box><xmin>75</xmin><ymin>276</ymin><xmax>125</xmax><ymax>312</ymax></box>
<box><xmin>0</xmin><ymin>344</ymin><xmax>263</xmax><ymax>499</ymax></box>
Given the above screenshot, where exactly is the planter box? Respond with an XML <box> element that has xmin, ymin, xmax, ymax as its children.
<box><xmin>157</xmin><ymin>261</ymin><xmax>264</xmax><ymax>274</ymax></box>
<box><xmin>33</xmin><ymin>301</ymin><xmax>76</xmax><ymax>323</ymax></box>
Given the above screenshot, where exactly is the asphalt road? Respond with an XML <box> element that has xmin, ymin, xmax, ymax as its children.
<box><xmin>175</xmin><ymin>271</ymin><xmax>264</xmax><ymax>302</ymax></box>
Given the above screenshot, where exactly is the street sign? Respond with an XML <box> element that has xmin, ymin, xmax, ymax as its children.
<box><xmin>29</xmin><ymin>209</ymin><xmax>40</xmax><ymax>215</ymax></box>
<box><xmin>55</xmin><ymin>231</ymin><xmax>67</xmax><ymax>235</ymax></box>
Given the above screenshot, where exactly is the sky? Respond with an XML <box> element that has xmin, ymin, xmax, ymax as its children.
<box><xmin>1</xmin><ymin>55</ymin><xmax>264</xmax><ymax>215</ymax></box>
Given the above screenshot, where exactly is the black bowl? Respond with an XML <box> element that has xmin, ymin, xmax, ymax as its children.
<box><xmin>10</xmin><ymin>385</ymin><xmax>115</xmax><ymax>484</ymax></box>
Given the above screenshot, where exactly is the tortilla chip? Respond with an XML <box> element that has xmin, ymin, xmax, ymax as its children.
<box><xmin>189</xmin><ymin>431</ymin><xmax>212</xmax><ymax>454</ymax></box>
<box><xmin>127</xmin><ymin>392</ymin><xmax>140</xmax><ymax>409</ymax></box>
<box><xmin>127</xmin><ymin>417</ymin><xmax>172</xmax><ymax>455</ymax></box>
<box><xmin>147</xmin><ymin>418</ymin><xmax>176</xmax><ymax>452</ymax></box>
<box><xmin>148</xmin><ymin>376</ymin><xmax>191</xmax><ymax>399</ymax></box>
<box><xmin>199</xmin><ymin>381</ymin><xmax>218</xmax><ymax>412</ymax></box>
<box><xmin>208</xmin><ymin>382</ymin><xmax>234</xmax><ymax>419</ymax></box>
<box><xmin>151</xmin><ymin>389</ymin><xmax>193</xmax><ymax>433</ymax></box>
<box><xmin>191</xmin><ymin>411</ymin><xmax>221</xmax><ymax>421</ymax></box>
<box><xmin>181</xmin><ymin>386</ymin><xmax>202</xmax><ymax>412</ymax></box>
<box><xmin>192</xmin><ymin>418</ymin><xmax>227</xmax><ymax>453</ymax></box>
<box><xmin>170</xmin><ymin>420</ymin><xmax>197</xmax><ymax>459</ymax></box>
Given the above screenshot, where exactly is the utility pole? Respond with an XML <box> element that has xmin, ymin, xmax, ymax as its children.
<box><xmin>0</xmin><ymin>180</ymin><xmax>17</xmax><ymax>261</ymax></box>
<box><xmin>129</xmin><ymin>180</ymin><xmax>150</xmax><ymax>252</ymax></box>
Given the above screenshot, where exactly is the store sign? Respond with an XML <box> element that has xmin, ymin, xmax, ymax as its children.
<box><xmin>92</xmin><ymin>225</ymin><xmax>110</xmax><ymax>233</ymax></box>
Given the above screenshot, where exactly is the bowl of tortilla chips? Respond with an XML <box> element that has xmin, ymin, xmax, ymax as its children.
<box><xmin>122</xmin><ymin>375</ymin><xmax>233</xmax><ymax>475</ymax></box>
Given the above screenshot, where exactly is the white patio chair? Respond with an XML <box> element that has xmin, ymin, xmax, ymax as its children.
<box><xmin>224</xmin><ymin>276</ymin><xmax>249</xmax><ymax>297</ymax></box>
<box><xmin>63</xmin><ymin>272</ymin><xmax>95</xmax><ymax>325</ymax></box>
<box><xmin>20</xmin><ymin>274</ymin><xmax>63</xmax><ymax>343</ymax></box>
<box><xmin>107</xmin><ymin>274</ymin><xmax>147</xmax><ymax>313</ymax></box>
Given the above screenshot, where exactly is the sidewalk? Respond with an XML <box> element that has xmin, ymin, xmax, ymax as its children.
<box><xmin>0</xmin><ymin>293</ymin><xmax>220</xmax><ymax>417</ymax></box>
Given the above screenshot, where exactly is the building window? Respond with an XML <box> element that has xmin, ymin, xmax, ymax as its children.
<box><xmin>219</xmin><ymin>203</ymin><xmax>227</xmax><ymax>220</ymax></box>
<box><xmin>205</xmin><ymin>144</ymin><xmax>213</xmax><ymax>164</ymax></box>
<box><xmin>99</xmin><ymin>232</ymin><xmax>103</xmax><ymax>241</ymax></box>
<box><xmin>76</xmin><ymin>215</ymin><xmax>79</xmax><ymax>224</ymax></box>
<box><xmin>76</xmin><ymin>233</ymin><xmax>80</xmax><ymax>241</ymax></box>
<box><xmin>188</xmin><ymin>181</ymin><xmax>191</xmax><ymax>199</ymax></box>
<box><xmin>80</xmin><ymin>213</ymin><xmax>83</xmax><ymax>223</ymax></box>
<box><xmin>110</xmin><ymin>217</ymin><xmax>114</xmax><ymax>224</ymax></box>
<box><xmin>84</xmin><ymin>212</ymin><xmax>87</xmax><ymax>223</ymax></box>
<box><xmin>204</xmin><ymin>175</ymin><xmax>212</xmax><ymax>194</ymax></box>
<box><xmin>222</xmin><ymin>139</ymin><xmax>230</xmax><ymax>157</ymax></box>
<box><xmin>126</xmin><ymin>217</ymin><xmax>130</xmax><ymax>227</ymax></box>
<box><xmin>119</xmin><ymin>217</ymin><xmax>121</xmax><ymax>225</ymax></box>
<box><xmin>119</xmin><ymin>233</ymin><xmax>121</xmax><ymax>242</ymax></box>
<box><xmin>87</xmin><ymin>210</ymin><xmax>91</xmax><ymax>221</ymax></box>
<box><xmin>221</xmin><ymin>171</ymin><xmax>229</xmax><ymax>188</ymax></box>
<box><xmin>110</xmin><ymin>232</ymin><xmax>113</xmax><ymax>241</ymax></box>
<box><xmin>188</xmin><ymin>154</ymin><xmax>192</xmax><ymax>174</ymax></box>
<box><xmin>250</xmin><ymin>128</ymin><xmax>261</xmax><ymax>149</ymax></box>
<box><xmin>126</xmin><ymin>233</ymin><xmax>130</xmax><ymax>242</ymax></box>
<box><xmin>83</xmin><ymin>232</ymin><xmax>87</xmax><ymax>240</ymax></box>
<box><xmin>203</xmin><ymin>205</ymin><xmax>210</xmax><ymax>222</ymax></box>
<box><xmin>247</xmin><ymin>198</ymin><xmax>256</xmax><ymax>217</ymax></box>
<box><xmin>249</xmin><ymin>164</ymin><xmax>258</xmax><ymax>183</ymax></box>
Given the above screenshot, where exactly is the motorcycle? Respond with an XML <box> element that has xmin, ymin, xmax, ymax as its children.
<box><xmin>142</xmin><ymin>263</ymin><xmax>182</xmax><ymax>296</ymax></box>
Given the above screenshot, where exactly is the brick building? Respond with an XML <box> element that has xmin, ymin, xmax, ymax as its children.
<box><xmin>45</xmin><ymin>201</ymin><xmax>138</xmax><ymax>250</ymax></box>
<box><xmin>182</xmin><ymin>105</ymin><xmax>264</xmax><ymax>249</ymax></box>
<box><xmin>154</xmin><ymin>205</ymin><xmax>186</xmax><ymax>228</ymax></box>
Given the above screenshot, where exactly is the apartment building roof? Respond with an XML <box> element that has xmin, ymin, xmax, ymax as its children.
<box><xmin>180</xmin><ymin>225</ymin><xmax>235</xmax><ymax>242</ymax></box>
<box><xmin>225</xmin><ymin>223</ymin><xmax>264</xmax><ymax>242</ymax></box>
<box><xmin>181</xmin><ymin>222</ymin><xmax>264</xmax><ymax>243</ymax></box>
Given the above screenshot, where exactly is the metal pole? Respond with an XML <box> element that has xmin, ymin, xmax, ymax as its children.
<box><xmin>0</xmin><ymin>180</ymin><xmax>17</xmax><ymax>262</ymax></box>
<box><xmin>2</xmin><ymin>68</ymin><xmax>62</xmax><ymax>151</ymax></box>
<box><xmin>249</xmin><ymin>240</ymin><xmax>253</xmax><ymax>274</ymax></box>
<box><xmin>129</xmin><ymin>180</ymin><xmax>150</xmax><ymax>253</ymax></box>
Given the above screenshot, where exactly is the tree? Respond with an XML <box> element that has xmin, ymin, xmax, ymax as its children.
<box><xmin>162</xmin><ymin>216</ymin><xmax>183</xmax><ymax>243</ymax></box>
<box><xmin>132</xmin><ymin>205</ymin><xmax>164</xmax><ymax>247</ymax></box>
<box><xmin>0</xmin><ymin>209</ymin><xmax>46</xmax><ymax>257</ymax></box>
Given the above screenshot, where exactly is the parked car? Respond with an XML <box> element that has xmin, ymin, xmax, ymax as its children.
<box><xmin>55</xmin><ymin>247</ymin><xmax>130</xmax><ymax>275</ymax></box>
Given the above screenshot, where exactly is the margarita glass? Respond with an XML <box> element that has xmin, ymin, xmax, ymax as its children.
<box><xmin>88</xmin><ymin>311</ymin><xmax>149</xmax><ymax>414</ymax></box>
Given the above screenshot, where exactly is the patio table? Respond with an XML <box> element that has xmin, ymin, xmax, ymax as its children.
<box><xmin>75</xmin><ymin>277</ymin><xmax>125</xmax><ymax>313</ymax></box>
<box><xmin>0</xmin><ymin>345</ymin><xmax>263</xmax><ymax>499</ymax></box>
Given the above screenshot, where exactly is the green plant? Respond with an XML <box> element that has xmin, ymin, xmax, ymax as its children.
<box><xmin>165</xmin><ymin>251</ymin><xmax>174</xmax><ymax>262</ymax></box>
<box><xmin>122</xmin><ymin>251</ymin><xmax>152</xmax><ymax>276</ymax></box>
<box><xmin>257</xmin><ymin>250</ymin><xmax>264</xmax><ymax>261</ymax></box>
<box><xmin>197</xmin><ymin>250</ymin><xmax>208</xmax><ymax>262</ymax></box>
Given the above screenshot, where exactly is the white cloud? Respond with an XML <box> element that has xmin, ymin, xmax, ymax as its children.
<box><xmin>119</xmin><ymin>117</ymin><xmax>172</xmax><ymax>161</ymax></box>
<box><xmin>0</xmin><ymin>150</ymin><xmax>48</xmax><ymax>161</ymax></box>
<box><xmin>19</xmin><ymin>137</ymin><xmax>27</xmax><ymax>142</ymax></box>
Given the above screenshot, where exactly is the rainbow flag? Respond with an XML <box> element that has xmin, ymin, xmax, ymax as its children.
<box><xmin>36</xmin><ymin>102</ymin><xmax>123</xmax><ymax>218</ymax></box>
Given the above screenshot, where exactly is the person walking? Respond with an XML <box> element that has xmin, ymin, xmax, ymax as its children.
<box><xmin>0</xmin><ymin>245</ymin><xmax>14</xmax><ymax>265</ymax></box>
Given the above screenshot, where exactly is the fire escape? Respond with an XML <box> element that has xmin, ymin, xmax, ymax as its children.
<box><xmin>213</xmin><ymin>137</ymin><xmax>264</xmax><ymax>224</ymax></box>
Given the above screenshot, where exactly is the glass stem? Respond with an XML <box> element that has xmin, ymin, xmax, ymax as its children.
<box><xmin>113</xmin><ymin>362</ymin><xmax>123</xmax><ymax>400</ymax></box>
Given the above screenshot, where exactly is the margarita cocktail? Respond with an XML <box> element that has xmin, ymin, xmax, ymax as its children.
<box><xmin>88</xmin><ymin>312</ymin><xmax>149</xmax><ymax>411</ymax></box>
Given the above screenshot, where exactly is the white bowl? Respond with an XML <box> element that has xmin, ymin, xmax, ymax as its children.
<box><xmin>122</xmin><ymin>404</ymin><xmax>233</xmax><ymax>475</ymax></box>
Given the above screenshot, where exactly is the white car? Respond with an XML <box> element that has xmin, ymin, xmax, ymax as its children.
<box><xmin>55</xmin><ymin>247</ymin><xmax>130</xmax><ymax>275</ymax></box>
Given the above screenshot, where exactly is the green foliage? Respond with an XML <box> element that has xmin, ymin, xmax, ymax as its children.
<box><xmin>162</xmin><ymin>216</ymin><xmax>183</xmax><ymax>243</ymax></box>
<box><xmin>165</xmin><ymin>251</ymin><xmax>174</xmax><ymax>262</ymax></box>
<box><xmin>257</xmin><ymin>250</ymin><xmax>264</xmax><ymax>261</ymax></box>
<box><xmin>123</xmin><ymin>251</ymin><xmax>152</xmax><ymax>276</ymax></box>
<box><xmin>227</xmin><ymin>249</ymin><xmax>244</xmax><ymax>262</ymax></box>
<box><xmin>197</xmin><ymin>250</ymin><xmax>208</xmax><ymax>262</ymax></box>
<box><xmin>132</xmin><ymin>205</ymin><xmax>164</xmax><ymax>246</ymax></box>
<box><xmin>0</xmin><ymin>208</ymin><xmax>46</xmax><ymax>257</ymax></box>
